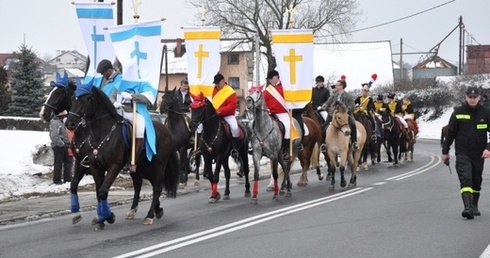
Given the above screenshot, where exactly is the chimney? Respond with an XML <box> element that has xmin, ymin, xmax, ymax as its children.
<box><xmin>175</xmin><ymin>38</ymin><xmax>182</xmax><ymax>57</ymax></box>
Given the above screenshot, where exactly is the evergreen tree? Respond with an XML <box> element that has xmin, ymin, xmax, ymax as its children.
<box><xmin>0</xmin><ymin>67</ymin><xmax>11</xmax><ymax>114</ymax></box>
<box><xmin>5</xmin><ymin>44</ymin><xmax>46</xmax><ymax>117</ymax></box>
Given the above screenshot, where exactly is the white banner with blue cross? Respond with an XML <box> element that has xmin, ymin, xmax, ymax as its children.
<box><xmin>107</xmin><ymin>19</ymin><xmax>162</xmax><ymax>161</ymax></box>
<box><xmin>74</xmin><ymin>2</ymin><xmax>116</xmax><ymax>87</ymax></box>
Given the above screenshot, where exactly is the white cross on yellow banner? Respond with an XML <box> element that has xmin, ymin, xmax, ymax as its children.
<box><xmin>184</xmin><ymin>26</ymin><xmax>221</xmax><ymax>99</ymax></box>
<box><xmin>271</xmin><ymin>29</ymin><xmax>314</xmax><ymax>109</ymax></box>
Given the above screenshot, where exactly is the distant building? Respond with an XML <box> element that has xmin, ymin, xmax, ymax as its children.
<box><xmin>409</xmin><ymin>55</ymin><xmax>457</xmax><ymax>80</ymax></box>
<box><xmin>47</xmin><ymin>50</ymin><xmax>87</xmax><ymax>72</ymax></box>
<box><xmin>467</xmin><ymin>45</ymin><xmax>490</xmax><ymax>75</ymax></box>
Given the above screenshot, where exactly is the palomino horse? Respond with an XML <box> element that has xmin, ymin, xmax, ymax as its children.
<box><xmin>160</xmin><ymin>88</ymin><xmax>202</xmax><ymax>187</ymax></box>
<box><xmin>245</xmin><ymin>89</ymin><xmax>299</xmax><ymax>203</ymax></box>
<box><xmin>40</xmin><ymin>78</ymin><xmax>95</xmax><ymax>225</ymax></box>
<box><xmin>325</xmin><ymin>101</ymin><xmax>366</xmax><ymax>190</ymax></box>
<box><xmin>190</xmin><ymin>95</ymin><xmax>250</xmax><ymax>203</ymax></box>
<box><xmin>380</xmin><ymin>109</ymin><xmax>404</xmax><ymax>167</ymax></box>
<box><xmin>65</xmin><ymin>80</ymin><xmax>179</xmax><ymax>230</ymax></box>
<box><xmin>404</xmin><ymin>118</ymin><xmax>419</xmax><ymax>162</ymax></box>
<box><xmin>354</xmin><ymin>111</ymin><xmax>376</xmax><ymax>170</ymax></box>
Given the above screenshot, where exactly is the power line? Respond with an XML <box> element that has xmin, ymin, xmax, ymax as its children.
<box><xmin>328</xmin><ymin>0</ymin><xmax>457</xmax><ymax>37</ymax></box>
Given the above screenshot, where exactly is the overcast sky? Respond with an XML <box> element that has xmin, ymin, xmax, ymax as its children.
<box><xmin>0</xmin><ymin>0</ymin><xmax>488</xmax><ymax>65</ymax></box>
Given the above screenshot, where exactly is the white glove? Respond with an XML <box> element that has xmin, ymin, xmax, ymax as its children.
<box><xmin>113</xmin><ymin>102</ymin><xmax>122</xmax><ymax>109</ymax></box>
<box><xmin>317</xmin><ymin>106</ymin><xmax>322</xmax><ymax>111</ymax></box>
<box><xmin>121</xmin><ymin>92</ymin><xmax>132</xmax><ymax>100</ymax></box>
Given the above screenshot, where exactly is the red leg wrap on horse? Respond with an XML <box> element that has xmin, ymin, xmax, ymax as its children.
<box><xmin>253</xmin><ymin>180</ymin><xmax>259</xmax><ymax>196</ymax></box>
<box><xmin>274</xmin><ymin>180</ymin><xmax>279</xmax><ymax>194</ymax></box>
<box><xmin>211</xmin><ymin>183</ymin><xmax>218</xmax><ymax>197</ymax></box>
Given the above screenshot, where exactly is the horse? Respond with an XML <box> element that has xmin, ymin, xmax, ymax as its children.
<box><xmin>39</xmin><ymin>80</ymin><xmax>96</xmax><ymax>225</ymax></box>
<box><xmin>373</xmin><ymin>115</ymin><xmax>385</xmax><ymax>163</ymax></box>
<box><xmin>380</xmin><ymin>109</ymin><xmax>404</xmax><ymax>167</ymax></box>
<box><xmin>404</xmin><ymin>118</ymin><xmax>419</xmax><ymax>162</ymax></box>
<box><xmin>160</xmin><ymin>88</ymin><xmax>202</xmax><ymax>187</ymax></box>
<box><xmin>245</xmin><ymin>89</ymin><xmax>299</xmax><ymax>203</ymax></box>
<box><xmin>325</xmin><ymin>101</ymin><xmax>366</xmax><ymax>191</ymax></box>
<box><xmin>190</xmin><ymin>95</ymin><xmax>250</xmax><ymax>203</ymax></box>
<box><xmin>354</xmin><ymin>111</ymin><xmax>377</xmax><ymax>170</ymax></box>
<box><xmin>299</xmin><ymin>102</ymin><xmax>327</xmax><ymax>185</ymax></box>
<box><xmin>64</xmin><ymin>81</ymin><xmax>179</xmax><ymax>230</ymax></box>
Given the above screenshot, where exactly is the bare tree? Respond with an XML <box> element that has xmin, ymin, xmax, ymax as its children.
<box><xmin>187</xmin><ymin>0</ymin><xmax>361</xmax><ymax>72</ymax></box>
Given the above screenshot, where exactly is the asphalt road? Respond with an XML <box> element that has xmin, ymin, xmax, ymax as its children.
<box><xmin>1</xmin><ymin>139</ymin><xmax>490</xmax><ymax>258</ymax></box>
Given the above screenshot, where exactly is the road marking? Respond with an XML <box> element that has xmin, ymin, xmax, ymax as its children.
<box><xmin>385</xmin><ymin>156</ymin><xmax>440</xmax><ymax>181</ymax></box>
<box><xmin>373</xmin><ymin>182</ymin><xmax>387</xmax><ymax>186</ymax></box>
<box><xmin>113</xmin><ymin>187</ymin><xmax>373</xmax><ymax>258</ymax></box>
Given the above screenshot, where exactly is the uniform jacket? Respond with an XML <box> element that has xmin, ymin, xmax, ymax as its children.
<box><xmin>442</xmin><ymin>102</ymin><xmax>490</xmax><ymax>158</ymax></box>
<box><xmin>312</xmin><ymin>86</ymin><xmax>330</xmax><ymax>110</ymax></box>
<box><xmin>264</xmin><ymin>82</ymin><xmax>288</xmax><ymax>114</ymax></box>
<box><xmin>212</xmin><ymin>85</ymin><xmax>237</xmax><ymax>116</ymax></box>
<box><xmin>387</xmin><ymin>100</ymin><xmax>403</xmax><ymax>115</ymax></box>
<box><xmin>374</xmin><ymin>101</ymin><xmax>389</xmax><ymax>113</ymax></box>
<box><xmin>354</xmin><ymin>95</ymin><xmax>375</xmax><ymax>114</ymax></box>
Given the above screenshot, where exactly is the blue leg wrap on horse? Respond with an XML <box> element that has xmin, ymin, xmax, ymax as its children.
<box><xmin>70</xmin><ymin>194</ymin><xmax>80</xmax><ymax>213</ymax></box>
<box><xmin>100</xmin><ymin>199</ymin><xmax>111</xmax><ymax>219</ymax></box>
<box><xmin>96</xmin><ymin>202</ymin><xmax>103</xmax><ymax>222</ymax></box>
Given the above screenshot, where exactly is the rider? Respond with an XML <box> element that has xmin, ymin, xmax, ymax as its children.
<box><xmin>386</xmin><ymin>93</ymin><xmax>409</xmax><ymax>134</ymax></box>
<box><xmin>402</xmin><ymin>97</ymin><xmax>415</xmax><ymax>120</ymax></box>
<box><xmin>263</xmin><ymin>70</ymin><xmax>295</xmax><ymax>159</ymax></box>
<box><xmin>211</xmin><ymin>73</ymin><xmax>240</xmax><ymax>159</ymax></box>
<box><xmin>374</xmin><ymin>94</ymin><xmax>388</xmax><ymax>114</ymax></box>
<box><xmin>312</xmin><ymin>75</ymin><xmax>330</xmax><ymax>123</ymax></box>
<box><xmin>96</xmin><ymin>59</ymin><xmax>121</xmax><ymax>104</ymax></box>
<box><xmin>354</xmin><ymin>84</ymin><xmax>377</xmax><ymax>140</ymax></box>
<box><xmin>175</xmin><ymin>79</ymin><xmax>192</xmax><ymax>113</ymax></box>
<box><xmin>322</xmin><ymin>77</ymin><xmax>359</xmax><ymax>150</ymax></box>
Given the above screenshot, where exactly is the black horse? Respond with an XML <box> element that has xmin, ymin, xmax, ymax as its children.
<box><xmin>380</xmin><ymin>109</ymin><xmax>404</xmax><ymax>167</ymax></box>
<box><xmin>39</xmin><ymin>80</ymin><xmax>94</xmax><ymax>225</ymax></box>
<box><xmin>354</xmin><ymin>111</ymin><xmax>377</xmax><ymax>169</ymax></box>
<box><xmin>65</xmin><ymin>80</ymin><xmax>179</xmax><ymax>230</ymax></box>
<box><xmin>160</xmin><ymin>88</ymin><xmax>203</xmax><ymax>187</ymax></box>
<box><xmin>190</xmin><ymin>95</ymin><xmax>250</xmax><ymax>203</ymax></box>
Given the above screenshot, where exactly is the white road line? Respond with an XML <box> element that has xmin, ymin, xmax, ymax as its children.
<box><xmin>373</xmin><ymin>182</ymin><xmax>387</xmax><ymax>186</ymax></box>
<box><xmin>113</xmin><ymin>187</ymin><xmax>372</xmax><ymax>258</ymax></box>
<box><xmin>385</xmin><ymin>156</ymin><xmax>440</xmax><ymax>181</ymax></box>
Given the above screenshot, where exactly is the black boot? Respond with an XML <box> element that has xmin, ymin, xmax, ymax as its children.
<box><xmin>282</xmin><ymin>139</ymin><xmax>290</xmax><ymax>160</ymax></box>
<box><xmin>473</xmin><ymin>192</ymin><xmax>481</xmax><ymax>216</ymax></box>
<box><xmin>231</xmin><ymin>137</ymin><xmax>240</xmax><ymax>159</ymax></box>
<box><xmin>461</xmin><ymin>192</ymin><xmax>474</xmax><ymax>219</ymax></box>
<box><xmin>349</xmin><ymin>116</ymin><xmax>359</xmax><ymax>150</ymax></box>
<box><xmin>130</xmin><ymin>138</ymin><xmax>144</xmax><ymax>173</ymax></box>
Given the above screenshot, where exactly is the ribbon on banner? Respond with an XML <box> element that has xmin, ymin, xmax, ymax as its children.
<box><xmin>184</xmin><ymin>26</ymin><xmax>221</xmax><ymax>99</ymax></box>
<box><xmin>108</xmin><ymin>19</ymin><xmax>162</xmax><ymax>161</ymax></box>
<box><xmin>74</xmin><ymin>2</ymin><xmax>116</xmax><ymax>87</ymax></box>
<box><xmin>271</xmin><ymin>29</ymin><xmax>314</xmax><ymax>109</ymax></box>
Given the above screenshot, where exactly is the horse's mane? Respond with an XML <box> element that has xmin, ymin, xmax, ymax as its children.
<box><xmin>67</xmin><ymin>80</ymin><xmax>77</xmax><ymax>95</ymax></box>
<box><xmin>91</xmin><ymin>86</ymin><xmax>122</xmax><ymax>120</ymax></box>
<box><xmin>205</xmin><ymin>98</ymin><xmax>217</xmax><ymax>114</ymax></box>
<box><xmin>332</xmin><ymin>101</ymin><xmax>347</xmax><ymax>113</ymax></box>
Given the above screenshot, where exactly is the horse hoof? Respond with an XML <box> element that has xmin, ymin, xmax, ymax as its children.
<box><xmin>279</xmin><ymin>190</ymin><xmax>286</xmax><ymax>196</ymax></box>
<box><xmin>329</xmin><ymin>185</ymin><xmax>335</xmax><ymax>191</ymax></box>
<box><xmin>251</xmin><ymin>197</ymin><xmax>258</xmax><ymax>204</ymax></box>
<box><xmin>126</xmin><ymin>209</ymin><xmax>137</xmax><ymax>220</ymax></box>
<box><xmin>272</xmin><ymin>195</ymin><xmax>279</xmax><ymax>201</ymax></box>
<box><xmin>143</xmin><ymin>218</ymin><xmax>154</xmax><ymax>225</ymax></box>
<box><xmin>297</xmin><ymin>181</ymin><xmax>307</xmax><ymax>187</ymax></box>
<box><xmin>266</xmin><ymin>185</ymin><xmax>274</xmax><ymax>192</ymax></box>
<box><xmin>236</xmin><ymin>171</ymin><xmax>244</xmax><ymax>178</ymax></box>
<box><xmin>286</xmin><ymin>192</ymin><xmax>292</xmax><ymax>198</ymax></box>
<box><xmin>244</xmin><ymin>192</ymin><xmax>251</xmax><ymax>198</ymax></box>
<box><xmin>91</xmin><ymin>217</ymin><xmax>98</xmax><ymax>225</ymax></box>
<box><xmin>155</xmin><ymin>208</ymin><xmax>164</xmax><ymax>219</ymax></box>
<box><xmin>349</xmin><ymin>182</ymin><xmax>357</xmax><ymax>188</ymax></box>
<box><xmin>72</xmin><ymin>213</ymin><xmax>82</xmax><ymax>224</ymax></box>
<box><xmin>106</xmin><ymin>212</ymin><xmax>116</xmax><ymax>224</ymax></box>
<box><xmin>94</xmin><ymin>222</ymin><xmax>105</xmax><ymax>231</ymax></box>
<box><xmin>223</xmin><ymin>194</ymin><xmax>230</xmax><ymax>200</ymax></box>
<box><xmin>340</xmin><ymin>180</ymin><xmax>347</xmax><ymax>188</ymax></box>
<box><xmin>318</xmin><ymin>174</ymin><xmax>324</xmax><ymax>181</ymax></box>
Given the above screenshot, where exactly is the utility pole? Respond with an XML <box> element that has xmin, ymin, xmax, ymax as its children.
<box><xmin>458</xmin><ymin>16</ymin><xmax>464</xmax><ymax>75</ymax></box>
<box><xmin>255</xmin><ymin>35</ymin><xmax>260</xmax><ymax>85</ymax></box>
<box><xmin>399</xmin><ymin>38</ymin><xmax>403</xmax><ymax>87</ymax></box>
<box><xmin>117</xmin><ymin>0</ymin><xmax>123</xmax><ymax>25</ymax></box>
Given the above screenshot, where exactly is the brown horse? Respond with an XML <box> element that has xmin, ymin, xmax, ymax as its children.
<box><xmin>404</xmin><ymin>118</ymin><xmax>419</xmax><ymax>162</ymax></box>
<box><xmin>325</xmin><ymin>101</ymin><xmax>366</xmax><ymax>191</ymax></box>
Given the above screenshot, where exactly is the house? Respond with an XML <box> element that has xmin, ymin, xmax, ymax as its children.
<box><xmin>47</xmin><ymin>50</ymin><xmax>87</xmax><ymax>72</ymax></box>
<box><xmin>467</xmin><ymin>45</ymin><xmax>490</xmax><ymax>75</ymax></box>
<box><xmin>409</xmin><ymin>55</ymin><xmax>457</xmax><ymax>80</ymax></box>
<box><xmin>159</xmin><ymin>39</ymin><xmax>253</xmax><ymax>113</ymax></box>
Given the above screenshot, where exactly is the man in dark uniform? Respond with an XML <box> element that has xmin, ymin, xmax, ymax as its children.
<box><xmin>442</xmin><ymin>87</ymin><xmax>490</xmax><ymax>219</ymax></box>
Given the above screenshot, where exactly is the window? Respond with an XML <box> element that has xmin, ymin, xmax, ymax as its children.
<box><xmin>228</xmin><ymin>77</ymin><xmax>240</xmax><ymax>89</ymax></box>
<box><xmin>228</xmin><ymin>53</ymin><xmax>239</xmax><ymax>65</ymax></box>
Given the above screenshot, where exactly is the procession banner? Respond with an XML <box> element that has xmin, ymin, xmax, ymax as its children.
<box><xmin>271</xmin><ymin>29</ymin><xmax>313</xmax><ymax>109</ymax></box>
<box><xmin>184</xmin><ymin>26</ymin><xmax>221</xmax><ymax>99</ymax></box>
<box><xmin>108</xmin><ymin>19</ymin><xmax>162</xmax><ymax>160</ymax></box>
<box><xmin>74</xmin><ymin>2</ymin><xmax>116</xmax><ymax>86</ymax></box>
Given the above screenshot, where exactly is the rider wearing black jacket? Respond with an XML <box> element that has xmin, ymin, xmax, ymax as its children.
<box><xmin>442</xmin><ymin>87</ymin><xmax>490</xmax><ymax>219</ymax></box>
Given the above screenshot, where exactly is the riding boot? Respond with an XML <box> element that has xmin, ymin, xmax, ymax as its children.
<box><xmin>282</xmin><ymin>139</ymin><xmax>291</xmax><ymax>160</ymax></box>
<box><xmin>321</xmin><ymin>123</ymin><xmax>328</xmax><ymax>152</ymax></box>
<box><xmin>130</xmin><ymin>138</ymin><xmax>144</xmax><ymax>173</ymax></box>
<box><xmin>473</xmin><ymin>192</ymin><xmax>481</xmax><ymax>216</ymax></box>
<box><xmin>231</xmin><ymin>137</ymin><xmax>240</xmax><ymax>159</ymax></box>
<box><xmin>349</xmin><ymin>116</ymin><xmax>359</xmax><ymax>150</ymax></box>
<box><xmin>461</xmin><ymin>192</ymin><xmax>474</xmax><ymax>219</ymax></box>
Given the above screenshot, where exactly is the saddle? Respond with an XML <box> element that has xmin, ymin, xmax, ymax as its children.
<box><xmin>221</xmin><ymin>119</ymin><xmax>245</xmax><ymax>140</ymax></box>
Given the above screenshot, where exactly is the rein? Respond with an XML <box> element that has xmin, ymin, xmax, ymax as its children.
<box><xmin>383</xmin><ymin>115</ymin><xmax>394</xmax><ymax>132</ymax></box>
<box><xmin>331</xmin><ymin>110</ymin><xmax>350</xmax><ymax>132</ymax></box>
<box><xmin>87</xmin><ymin>121</ymin><xmax>120</xmax><ymax>167</ymax></box>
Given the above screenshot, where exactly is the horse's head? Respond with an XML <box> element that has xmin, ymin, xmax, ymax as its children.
<box><xmin>160</xmin><ymin>88</ymin><xmax>177</xmax><ymax>114</ymax></box>
<box><xmin>40</xmin><ymin>71</ymin><xmax>76</xmax><ymax>122</ymax></box>
<box><xmin>65</xmin><ymin>77</ymin><xmax>98</xmax><ymax>130</ymax></box>
<box><xmin>380</xmin><ymin>108</ymin><xmax>393</xmax><ymax>126</ymax></box>
<box><xmin>190</xmin><ymin>92</ymin><xmax>208</xmax><ymax>126</ymax></box>
<box><xmin>246</xmin><ymin>89</ymin><xmax>263</xmax><ymax>112</ymax></box>
<box><xmin>331</xmin><ymin>102</ymin><xmax>351</xmax><ymax>136</ymax></box>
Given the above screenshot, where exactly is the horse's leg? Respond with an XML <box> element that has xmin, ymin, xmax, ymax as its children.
<box><xmin>393</xmin><ymin>143</ymin><xmax>399</xmax><ymax>167</ymax></box>
<box><xmin>222</xmin><ymin>156</ymin><xmax>231</xmax><ymax>201</ymax></box>
<box><xmin>284</xmin><ymin>161</ymin><xmax>293</xmax><ymax>197</ymax></box>
<box><xmin>272</xmin><ymin>160</ymin><xmax>281</xmax><ymax>201</ymax></box>
<box><xmin>327</xmin><ymin>151</ymin><xmax>336</xmax><ymax>191</ymax></box>
<box><xmin>126</xmin><ymin>172</ymin><xmax>142</xmax><ymax>220</ymax></box>
<box><xmin>70</xmin><ymin>163</ymin><xmax>86</xmax><ymax>224</ymax></box>
<box><xmin>143</xmin><ymin>171</ymin><xmax>165</xmax><ymax>225</ymax></box>
<box><xmin>349</xmin><ymin>150</ymin><xmax>359</xmax><ymax>188</ymax></box>
<box><xmin>209</xmin><ymin>157</ymin><xmax>222</xmax><ymax>204</ymax></box>
<box><xmin>339</xmin><ymin>152</ymin><xmax>347</xmax><ymax>188</ymax></box>
<box><xmin>94</xmin><ymin>167</ymin><xmax>119</xmax><ymax>231</ymax></box>
<box><xmin>239</xmin><ymin>145</ymin><xmax>251</xmax><ymax>198</ymax></box>
<box><xmin>251</xmin><ymin>150</ymin><xmax>262</xmax><ymax>204</ymax></box>
<box><xmin>297</xmin><ymin>149</ymin><xmax>309</xmax><ymax>187</ymax></box>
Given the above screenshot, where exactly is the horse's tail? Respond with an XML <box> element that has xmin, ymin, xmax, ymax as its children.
<box><xmin>311</xmin><ymin>143</ymin><xmax>319</xmax><ymax>168</ymax></box>
<box><xmin>163</xmin><ymin>149</ymin><xmax>180</xmax><ymax>198</ymax></box>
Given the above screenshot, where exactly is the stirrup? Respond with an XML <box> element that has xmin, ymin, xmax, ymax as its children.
<box><xmin>231</xmin><ymin>149</ymin><xmax>239</xmax><ymax>158</ymax></box>
<box><xmin>80</xmin><ymin>156</ymin><xmax>90</xmax><ymax>168</ymax></box>
<box><xmin>320</xmin><ymin>144</ymin><xmax>327</xmax><ymax>153</ymax></box>
<box><xmin>352</xmin><ymin>142</ymin><xmax>359</xmax><ymax>150</ymax></box>
<box><xmin>298</xmin><ymin>143</ymin><xmax>304</xmax><ymax>151</ymax></box>
<box><xmin>371</xmin><ymin>134</ymin><xmax>377</xmax><ymax>141</ymax></box>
